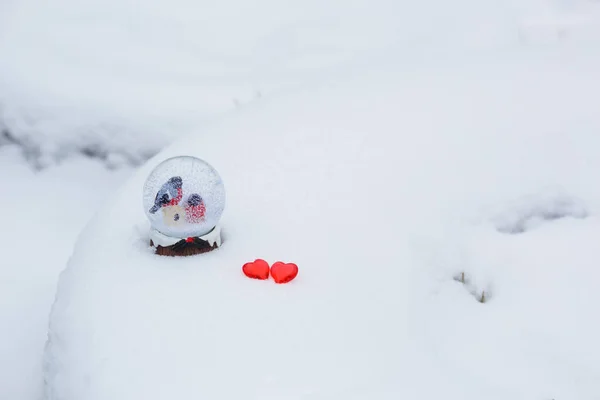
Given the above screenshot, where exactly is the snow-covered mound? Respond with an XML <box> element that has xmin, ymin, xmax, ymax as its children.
<box><xmin>44</xmin><ymin>47</ymin><xmax>600</xmax><ymax>399</ymax></box>
<box><xmin>5</xmin><ymin>0</ymin><xmax>600</xmax><ymax>166</ymax></box>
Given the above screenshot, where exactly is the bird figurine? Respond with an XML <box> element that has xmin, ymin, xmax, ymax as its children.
<box><xmin>185</xmin><ymin>193</ymin><xmax>206</xmax><ymax>223</ymax></box>
<box><xmin>149</xmin><ymin>176</ymin><xmax>183</xmax><ymax>214</ymax></box>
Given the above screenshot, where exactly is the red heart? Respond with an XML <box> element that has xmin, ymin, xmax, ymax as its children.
<box><xmin>270</xmin><ymin>262</ymin><xmax>299</xmax><ymax>284</ymax></box>
<box><xmin>242</xmin><ymin>259</ymin><xmax>270</xmax><ymax>280</ymax></box>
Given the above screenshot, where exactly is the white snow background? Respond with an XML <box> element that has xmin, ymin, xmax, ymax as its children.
<box><xmin>0</xmin><ymin>147</ymin><xmax>129</xmax><ymax>400</ymax></box>
<box><xmin>2</xmin><ymin>0</ymin><xmax>599</xmax><ymax>167</ymax></box>
<box><xmin>46</xmin><ymin>42</ymin><xmax>600</xmax><ymax>400</ymax></box>
<box><xmin>1</xmin><ymin>0</ymin><xmax>600</xmax><ymax>399</ymax></box>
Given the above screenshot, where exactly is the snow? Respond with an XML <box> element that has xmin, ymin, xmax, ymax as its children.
<box><xmin>3</xmin><ymin>0</ymin><xmax>600</xmax><ymax>166</ymax></box>
<box><xmin>0</xmin><ymin>146</ymin><xmax>129</xmax><ymax>400</ymax></box>
<box><xmin>0</xmin><ymin>0</ymin><xmax>599</xmax><ymax>398</ymax></box>
<box><xmin>43</xmin><ymin>42</ymin><xmax>600</xmax><ymax>399</ymax></box>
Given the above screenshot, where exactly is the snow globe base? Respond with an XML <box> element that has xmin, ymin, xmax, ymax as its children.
<box><xmin>149</xmin><ymin>225</ymin><xmax>222</xmax><ymax>257</ymax></box>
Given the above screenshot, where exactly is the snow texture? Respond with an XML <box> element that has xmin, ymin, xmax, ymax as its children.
<box><xmin>2</xmin><ymin>0</ymin><xmax>600</xmax><ymax>166</ymax></box>
<box><xmin>1</xmin><ymin>0</ymin><xmax>600</xmax><ymax>399</ymax></box>
<box><xmin>44</xmin><ymin>45</ymin><xmax>600</xmax><ymax>399</ymax></box>
<box><xmin>0</xmin><ymin>145</ymin><xmax>129</xmax><ymax>400</ymax></box>
<box><xmin>492</xmin><ymin>189</ymin><xmax>588</xmax><ymax>234</ymax></box>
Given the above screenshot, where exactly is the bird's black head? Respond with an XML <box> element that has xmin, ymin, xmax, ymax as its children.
<box><xmin>168</xmin><ymin>176</ymin><xmax>183</xmax><ymax>188</ymax></box>
<box><xmin>187</xmin><ymin>193</ymin><xmax>203</xmax><ymax>207</ymax></box>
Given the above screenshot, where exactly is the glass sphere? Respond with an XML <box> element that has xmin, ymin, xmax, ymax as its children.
<box><xmin>143</xmin><ymin>156</ymin><xmax>225</xmax><ymax>238</ymax></box>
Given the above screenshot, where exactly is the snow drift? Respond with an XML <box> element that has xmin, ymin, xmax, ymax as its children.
<box><xmin>3</xmin><ymin>0</ymin><xmax>600</xmax><ymax>166</ymax></box>
<box><xmin>44</xmin><ymin>46</ymin><xmax>600</xmax><ymax>399</ymax></box>
<box><xmin>0</xmin><ymin>145</ymin><xmax>129</xmax><ymax>400</ymax></box>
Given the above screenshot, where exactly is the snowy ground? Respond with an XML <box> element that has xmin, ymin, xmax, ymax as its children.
<box><xmin>2</xmin><ymin>0</ymin><xmax>600</xmax><ymax>399</ymax></box>
<box><xmin>44</xmin><ymin>46</ymin><xmax>600</xmax><ymax>399</ymax></box>
<box><xmin>2</xmin><ymin>0</ymin><xmax>600</xmax><ymax>167</ymax></box>
<box><xmin>0</xmin><ymin>146</ymin><xmax>129</xmax><ymax>400</ymax></box>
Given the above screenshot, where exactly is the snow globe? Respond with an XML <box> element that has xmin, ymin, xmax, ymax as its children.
<box><xmin>143</xmin><ymin>156</ymin><xmax>225</xmax><ymax>256</ymax></box>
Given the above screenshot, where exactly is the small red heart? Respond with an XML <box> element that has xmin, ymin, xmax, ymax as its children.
<box><xmin>270</xmin><ymin>262</ymin><xmax>298</xmax><ymax>284</ymax></box>
<box><xmin>242</xmin><ymin>259</ymin><xmax>270</xmax><ymax>280</ymax></box>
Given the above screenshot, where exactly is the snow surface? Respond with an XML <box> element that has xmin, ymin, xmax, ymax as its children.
<box><xmin>1</xmin><ymin>0</ymin><xmax>599</xmax><ymax>398</ymax></box>
<box><xmin>44</xmin><ymin>44</ymin><xmax>600</xmax><ymax>399</ymax></box>
<box><xmin>2</xmin><ymin>0</ymin><xmax>600</xmax><ymax>166</ymax></box>
<box><xmin>0</xmin><ymin>146</ymin><xmax>129</xmax><ymax>400</ymax></box>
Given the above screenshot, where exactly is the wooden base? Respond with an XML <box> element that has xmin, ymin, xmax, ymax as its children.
<box><xmin>150</xmin><ymin>237</ymin><xmax>218</xmax><ymax>257</ymax></box>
